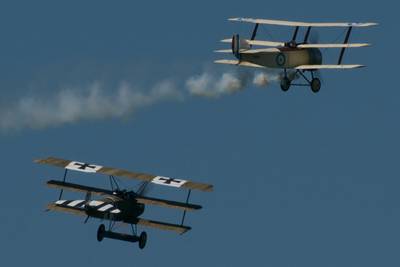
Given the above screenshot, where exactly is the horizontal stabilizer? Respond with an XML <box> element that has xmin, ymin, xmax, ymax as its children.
<box><xmin>296</xmin><ymin>64</ymin><xmax>365</xmax><ymax>70</ymax></box>
<box><xmin>298</xmin><ymin>43</ymin><xmax>370</xmax><ymax>48</ymax></box>
<box><xmin>229</xmin><ymin>18</ymin><xmax>378</xmax><ymax>28</ymax></box>
<box><xmin>214</xmin><ymin>59</ymin><xmax>265</xmax><ymax>68</ymax></box>
<box><xmin>136</xmin><ymin>218</ymin><xmax>191</xmax><ymax>234</ymax></box>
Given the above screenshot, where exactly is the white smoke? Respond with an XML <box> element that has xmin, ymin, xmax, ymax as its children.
<box><xmin>0</xmin><ymin>80</ymin><xmax>183</xmax><ymax>130</ymax></box>
<box><xmin>0</xmin><ymin>68</ymin><xmax>281</xmax><ymax>131</ymax></box>
<box><xmin>186</xmin><ymin>70</ymin><xmax>279</xmax><ymax>98</ymax></box>
<box><xmin>186</xmin><ymin>72</ymin><xmax>247</xmax><ymax>98</ymax></box>
<box><xmin>252</xmin><ymin>72</ymin><xmax>269</xmax><ymax>87</ymax></box>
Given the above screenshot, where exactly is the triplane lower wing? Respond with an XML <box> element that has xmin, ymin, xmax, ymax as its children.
<box><xmin>36</xmin><ymin>157</ymin><xmax>213</xmax><ymax>249</ymax></box>
<box><xmin>215</xmin><ymin>17</ymin><xmax>377</xmax><ymax>93</ymax></box>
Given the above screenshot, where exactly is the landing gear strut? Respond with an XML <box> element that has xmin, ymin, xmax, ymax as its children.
<box><xmin>310</xmin><ymin>77</ymin><xmax>321</xmax><ymax>93</ymax></box>
<box><xmin>97</xmin><ymin>224</ymin><xmax>105</xmax><ymax>242</ymax></box>
<box><xmin>280</xmin><ymin>69</ymin><xmax>291</xmax><ymax>92</ymax></box>
<box><xmin>286</xmin><ymin>70</ymin><xmax>322</xmax><ymax>93</ymax></box>
<box><xmin>280</xmin><ymin>77</ymin><xmax>291</xmax><ymax>92</ymax></box>
<box><xmin>96</xmin><ymin>223</ymin><xmax>147</xmax><ymax>249</ymax></box>
<box><xmin>138</xmin><ymin>231</ymin><xmax>147</xmax><ymax>250</ymax></box>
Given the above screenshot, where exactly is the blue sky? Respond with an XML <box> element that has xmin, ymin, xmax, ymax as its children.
<box><xmin>0</xmin><ymin>1</ymin><xmax>398</xmax><ymax>266</ymax></box>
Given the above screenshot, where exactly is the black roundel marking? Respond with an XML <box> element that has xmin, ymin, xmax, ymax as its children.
<box><xmin>275</xmin><ymin>53</ymin><xmax>286</xmax><ymax>66</ymax></box>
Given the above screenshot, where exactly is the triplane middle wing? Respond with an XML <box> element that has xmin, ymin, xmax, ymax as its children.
<box><xmin>36</xmin><ymin>156</ymin><xmax>213</xmax><ymax>249</ymax></box>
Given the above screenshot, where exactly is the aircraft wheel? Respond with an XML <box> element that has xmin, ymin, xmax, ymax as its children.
<box><xmin>97</xmin><ymin>224</ymin><xmax>105</xmax><ymax>242</ymax></box>
<box><xmin>280</xmin><ymin>77</ymin><xmax>291</xmax><ymax>92</ymax></box>
<box><xmin>311</xmin><ymin>78</ymin><xmax>321</xmax><ymax>93</ymax></box>
<box><xmin>138</xmin><ymin>231</ymin><xmax>147</xmax><ymax>250</ymax></box>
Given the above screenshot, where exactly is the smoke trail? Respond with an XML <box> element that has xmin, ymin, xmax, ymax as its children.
<box><xmin>0</xmin><ymin>68</ymin><xmax>282</xmax><ymax>131</ymax></box>
<box><xmin>186</xmin><ymin>70</ymin><xmax>279</xmax><ymax>98</ymax></box>
<box><xmin>252</xmin><ymin>71</ymin><xmax>280</xmax><ymax>87</ymax></box>
<box><xmin>186</xmin><ymin>72</ymin><xmax>247</xmax><ymax>98</ymax></box>
<box><xmin>0</xmin><ymin>80</ymin><xmax>183</xmax><ymax>130</ymax></box>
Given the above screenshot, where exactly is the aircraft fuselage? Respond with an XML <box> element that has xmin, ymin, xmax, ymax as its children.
<box><xmin>240</xmin><ymin>48</ymin><xmax>322</xmax><ymax>69</ymax></box>
<box><xmin>85</xmin><ymin>193</ymin><xmax>145</xmax><ymax>224</ymax></box>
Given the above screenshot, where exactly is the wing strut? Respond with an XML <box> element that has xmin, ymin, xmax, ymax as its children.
<box><xmin>180</xmin><ymin>189</ymin><xmax>192</xmax><ymax>229</ymax></box>
<box><xmin>338</xmin><ymin>26</ymin><xmax>353</xmax><ymax>64</ymax></box>
<box><xmin>291</xmin><ymin>26</ymin><xmax>300</xmax><ymax>42</ymax></box>
<box><xmin>109</xmin><ymin>175</ymin><xmax>120</xmax><ymax>191</ymax></box>
<box><xmin>58</xmin><ymin>169</ymin><xmax>68</xmax><ymax>200</ymax></box>
<box><xmin>250</xmin><ymin>23</ymin><xmax>259</xmax><ymax>41</ymax></box>
<box><xmin>249</xmin><ymin>23</ymin><xmax>259</xmax><ymax>49</ymax></box>
<box><xmin>303</xmin><ymin>26</ymin><xmax>312</xmax><ymax>43</ymax></box>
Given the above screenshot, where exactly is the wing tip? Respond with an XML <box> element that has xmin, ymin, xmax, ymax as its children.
<box><xmin>221</xmin><ymin>38</ymin><xmax>232</xmax><ymax>43</ymax></box>
<box><xmin>296</xmin><ymin>64</ymin><xmax>366</xmax><ymax>70</ymax></box>
<box><xmin>179</xmin><ymin>228</ymin><xmax>191</xmax><ymax>235</ymax></box>
<box><xmin>214</xmin><ymin>49</ymin><xmax>232</xmax><ymax>53</ymax></box>
<box><xmin>361</xmin><ymin>22</ymin><xmax>379</xmax><ymax>27</ymax></box>
<box><xmin>214</xmin><ymin>59</ymin><xmax>239</xmax><ymax>65</ymax></box>
<box><xmin>46</xmin><ymin>203</ymin><xmax>56</xmax><ymax>210</ymax></box>
<box><xmin>203</xmin><ymin>185</ymin><xmax>214</xmax><ymax>192</ymax></box>
<box><xmin>137</xmin><ymin>218</ymin><xmax>192</xmax><ymax>234</ymax></box>
<box><xmin>34</xmin><ymin>158</ymin><xmax>45</xmax><ymax>164</ymax></box>
<box><xmin>34</xmin><ymin>156</ymin><xmax>57</xmax><ymax>164</ymax></box>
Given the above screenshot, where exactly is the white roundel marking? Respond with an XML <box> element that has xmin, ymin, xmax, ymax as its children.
<box><xmin>275</xmin><ymin>53</ymin><xmax>286</xmax><ymax>66</ymax></box>
<box><xmin>66</xmin><ymin>161</ymin><xmax>103</xmax><ymax>173</ymax></box>
<box><xmin>152</xmin><ymin>176</ymin><xmax>187</xmax><ymax>188</ymax></box>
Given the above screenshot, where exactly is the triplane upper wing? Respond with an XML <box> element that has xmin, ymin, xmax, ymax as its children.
<box><xmin>228</xmin><ymin>17</ymin><xmax>378</xmax><ymax>28</ymax></box>
<box><xmin>35</xmin><ymin>156</ymin><xmax>213</xmax><ymax>192</ymax></box>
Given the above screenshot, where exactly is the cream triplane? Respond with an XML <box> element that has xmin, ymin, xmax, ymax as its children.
<box><xmin>215</xmin><ymin>18</ymin><xmax>377</xmax><ymax>93</ymax></box>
